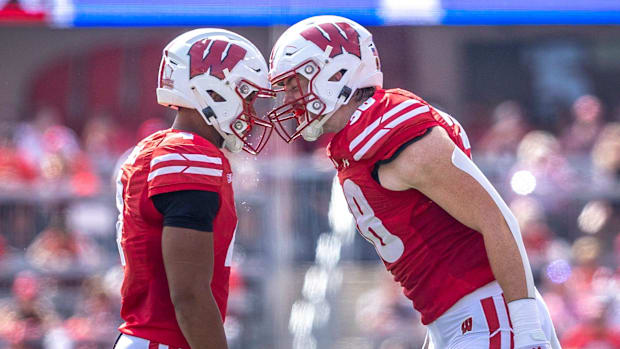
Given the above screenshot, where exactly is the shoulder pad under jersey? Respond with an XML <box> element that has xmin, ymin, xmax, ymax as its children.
<box><xmin>346</xmin><ymin>89</ymin><xmax>440</xmax><ymax>162</ymax></box>
<box><xmin>147</xmin><ymin>131</ymin><xmax>227</xmax><ymax>197</ymax></box>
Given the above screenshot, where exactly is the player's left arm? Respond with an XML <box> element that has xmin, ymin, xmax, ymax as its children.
<box><xmin>378</xmin><ymin>126</ymin><xmax>550</xmax><ymax>348</ymax></box>
<box><xmin>379</xmin><ymin>126</ymin><xmax>531</xmax><ymax>301</ymax></box>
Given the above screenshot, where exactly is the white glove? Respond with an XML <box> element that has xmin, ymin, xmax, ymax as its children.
<box><xmin>508</xmin><ymin>298</ymin><xmax>550</xmax><ymax>349</ymax></box>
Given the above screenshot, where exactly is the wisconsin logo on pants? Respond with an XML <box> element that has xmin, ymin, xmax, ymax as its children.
<box><xmin>461</xmin><ymin>317</ymin><xmax>473</xmax><ymax>334</ymax></box>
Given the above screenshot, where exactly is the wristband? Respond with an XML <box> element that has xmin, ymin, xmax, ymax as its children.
<box><xmin>508</xmin><ymin>298</ymin><xmax>547</xmax><ymax>341</ymax></box>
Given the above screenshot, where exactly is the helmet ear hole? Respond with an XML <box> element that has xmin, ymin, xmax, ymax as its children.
<box><xmin>328</xmin><ymin>69</ymin><xmax>347</xmax><ymax>82</ymax></box>
<box><xmin>207</xmin><ymin>90</ymin><xmax>226</xmax><ymax>102</ymax></box>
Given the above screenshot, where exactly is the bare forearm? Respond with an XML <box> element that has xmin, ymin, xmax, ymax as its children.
<box><xmin>484</xmin><ymin>228</ymin><xmax>552</xmax><ymax>348</ymax></box>
<box><xmin>481</xmin><ymin>228</ymin><xmax>528</xmax><ymax>302</ymax></box>
<box><xmin>173</xmin><ymin>293</ymin><xmax>228</xmax><ymax>349</ymax></box>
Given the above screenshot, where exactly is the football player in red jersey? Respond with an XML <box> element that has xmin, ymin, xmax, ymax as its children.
<box><xmin>113</xmin><ymin>29</ymin><xmax>273</xmax><ymax>349</ymax></box>
<box><xmin>268</xmin><ymin>16</ymin><xmax>562</xmax><ymax>349</ymax></box>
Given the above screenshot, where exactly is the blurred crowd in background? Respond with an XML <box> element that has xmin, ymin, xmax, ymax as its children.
<box><xmin>1</xmin><ymin>40</ymin><xmax>620</xmax><ymax>348</ymax></box>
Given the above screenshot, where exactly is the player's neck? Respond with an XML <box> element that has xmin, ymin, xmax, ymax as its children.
<box><xmin>172</xmin><ymin>108</ymin><xmax>224</xmax><ymax>148</ymax></box>
<box><xmin>323</xmin><ymin>97</ymin><xmax>366</xmax><ymax>133</ymax></box>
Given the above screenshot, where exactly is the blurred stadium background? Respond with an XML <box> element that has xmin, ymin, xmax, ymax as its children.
<box><xmin>0</xmin><ymin>1</ymin><xmax>619</xmax><ymax>348</ymax></box>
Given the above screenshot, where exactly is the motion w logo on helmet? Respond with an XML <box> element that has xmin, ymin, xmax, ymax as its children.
<box><xmin>189</xmin><ymin>39</ymin><xmax>247</xmax><ymax>80</ymax></box>
<box><xmin>300</xmin><ymin>22</ymin><xmax>361</xmax><ymax>59</ymax></box>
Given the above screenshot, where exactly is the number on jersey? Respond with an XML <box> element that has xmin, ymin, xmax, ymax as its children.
<box><xmin>435</xmin><ymin>108</ymin><xmax>471</xmax><ymax>151</ymax></box>
<box><xmin>115</xmin><ymin>144</ymin><xmax>143</xmax><ymax>266</ymax></box>
<box><xmin>342</xmin><ymin>179</ymin><xmax>404</xmax><ymax>263</ymax></box>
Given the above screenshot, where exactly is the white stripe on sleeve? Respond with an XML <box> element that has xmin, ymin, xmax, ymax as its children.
<box><xmin>353</xmin><ymin>105</ymin><xmax>430</xmax><ymax>161</ymax></box>
<box><xmin>147</xmin><ymin>166</ymin><xmax>186</xmax><ymax>182</ymax></box>
<box><xmin>148</xmin><ymin>165</ymin><xmax>223</xmax><ymax>182</ymax></box>
<box><xmin>184</xmin><ymin>167</ymin><xmax>223</xmax><ymax>177</ymax></box>
<box><xmin>183</xmin><ymin>154</ymin><xmax>222</xmax><ymax>164</ymax></box>
<box><xmin>150</xmin><ymin>153</ymin><xmax>185</xmax><ymax>168</ymax></box>
<box><xmin>349</xmin><ymin>99</ymin><xmax>419</xmax><ymax>151</ymax></box>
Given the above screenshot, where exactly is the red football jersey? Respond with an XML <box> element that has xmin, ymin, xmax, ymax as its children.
<box><xmin>115</xmin><ymin>128</ymin><xmax>237</xmax><ymax>348</ymax></box>
<box><xmin>328</xmin><ymin>89</ymin><xmax>495</xmax><ymax>325</ymax></box>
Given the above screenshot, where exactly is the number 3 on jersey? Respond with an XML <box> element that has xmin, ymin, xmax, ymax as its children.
<box><xmin>342</xmin><ymin>179</ymin><xmax>404</xmax><ymax>263</ymax></box>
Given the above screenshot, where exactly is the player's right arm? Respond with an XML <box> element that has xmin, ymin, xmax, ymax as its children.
<box><xmin>157</xmin><ymin>190</ymin><xmax>228</xmax><ymax>349</ymax></box>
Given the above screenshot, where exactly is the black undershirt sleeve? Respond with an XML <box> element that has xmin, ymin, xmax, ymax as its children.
<box><xmin>371</xmin><ymin>127</ymin><xmax>434</xmax><ymax>185</ymax></box>
<box><xmin>152</xmin><ymin>190</ymin><xmax>220</xmax><ymax>232</ymax></box>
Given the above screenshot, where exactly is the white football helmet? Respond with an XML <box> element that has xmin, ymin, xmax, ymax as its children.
<box><xmin>268</xmin><ymin>15</ymin><xmax>383</xmax><ymax>142</ymax></box>
<box><xmin>157</xmin><ymin>28</ymin><xmax>274</xmax><ymax>154</ymax></box>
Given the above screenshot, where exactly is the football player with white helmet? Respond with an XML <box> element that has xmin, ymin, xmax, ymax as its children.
<box><xmin>114</xmin><ymin>28</ymin><xmax>272</xmax><ymax>349</ymax></box>
<box><xmin>158</xmin><ymin>28</ymin><xmax>274</xmax><ymax>154</ymax></box>
<box><xmin>269</xmin><ymin>15</ymin><xmax>561</xmax><ymax>349</ymax></box>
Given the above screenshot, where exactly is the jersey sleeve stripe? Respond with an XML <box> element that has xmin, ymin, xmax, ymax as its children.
<box><xmin>183</xmin><ymin>154</ymin><xmax>222</xmax><ymax>164</ymax></box>
<box><xmin>384</xmin><ymin>105</ymin><xmax>430</xmax><ymax>128</ymax></box>
<box><xmin>150</xmin><ymin>153</ymin><xmax>222</xmax><ymax>168</ymax></box>
<box><xmin>148</xmin><ymin>165</ymin><xmax>223</xmax><ymax>182</ymax></box>
<box><xmin>353</xmin><ymin>105</ymin><xmax>430</xmax><ymax>161</ymax></box>
<box><xmin>379</xmin><ymin>99</ymin><xmax>419</xmax><ymax>123</ymax></box>
<box><xmin>150</xmin><ymin>153</ymin><xmax>185</xmax><ymax>167</ymax></box>
<box><xmin>184</xmin><ymin>167</ymin><xmax>223</xmax><ymax>176</ymax></box>
<box><xmin>349</xmin><ymin>118</ymin><xmax>381</xmax><ymax>151</ymax></box>
<box><xmin>353</xmin><ymin>129</ymin><xmax>389</xmax><ymax>160</ymax></box>
<box><xmin>349</xmin><ymin>99</ymin><xmax>421</xmax><ymax>152</ymax></box>
<box><xmin>147</xmin><ymin>166</ymin><xmax>186</xmax><ymax>182</ymax></box>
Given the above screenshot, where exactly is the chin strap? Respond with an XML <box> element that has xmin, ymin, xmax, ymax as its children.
<box><xmin>299</xmin><ymin>91</ymin><xmax>350</xmax><ymax>142</ymax></box>
<box><xmin>299</xmin><ymin>109</ymin><xmax>333</xmax><ymax>141</ymax></box>
<box><xmin>224</xmin><ymin>137</ymin><xmax>244</xmax><ymax>153</ymax></box>
<box><xmin>211</xmin><ymin>119</ymin><xmax>244</xmax><ymax>153</ymax></box>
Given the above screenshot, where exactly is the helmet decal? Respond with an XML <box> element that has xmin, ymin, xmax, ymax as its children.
<box><xmin>189</xmin><ymin>39</ymin><xmax>247</xmax><ymax>80</ymax></box>
<box><xmin>299</xmin><ymin>22</ymin><xmax>361</xmax><ymax>59</ymax></box>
